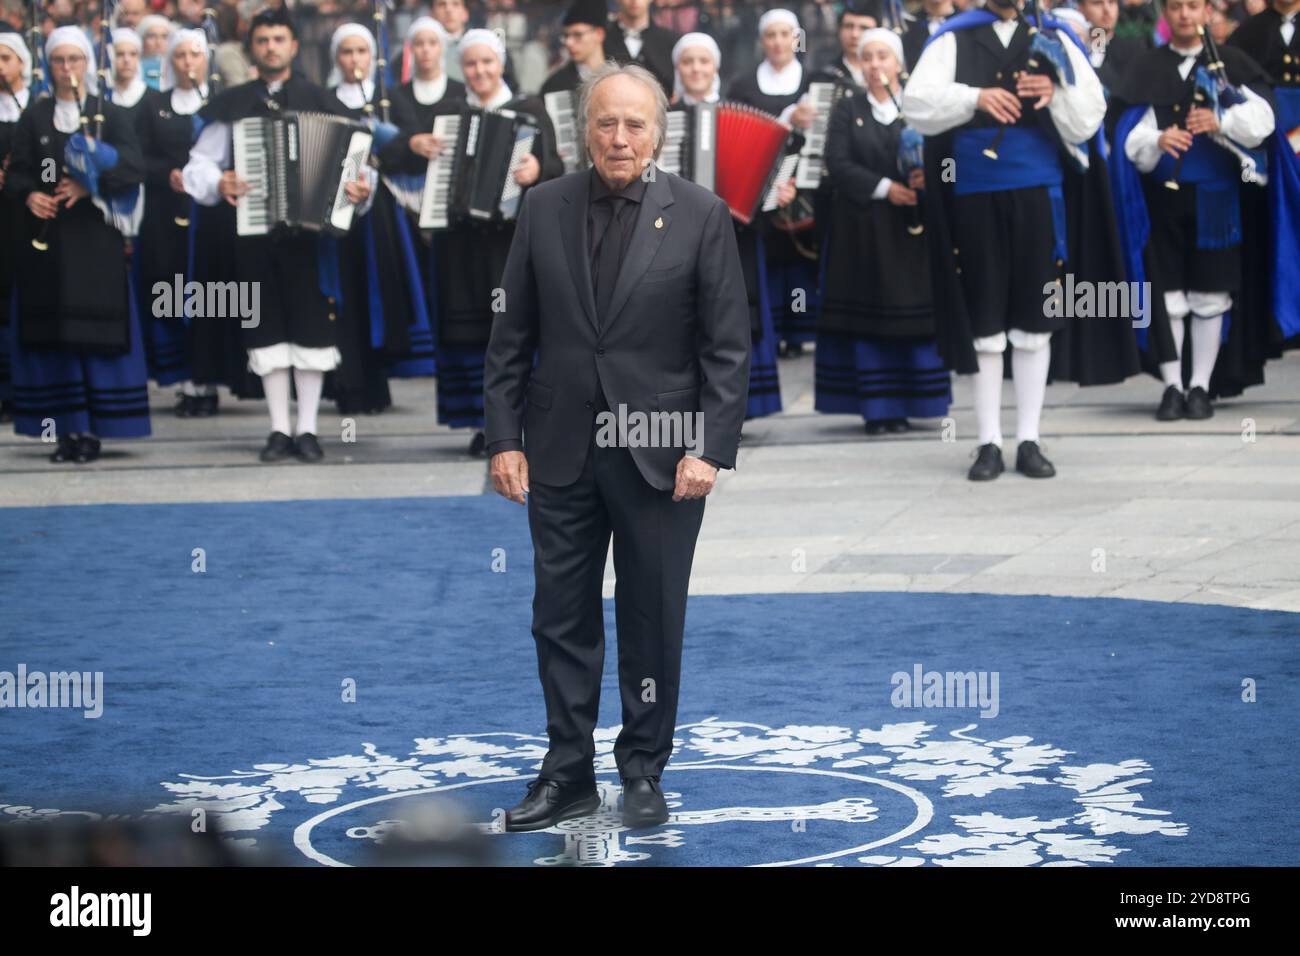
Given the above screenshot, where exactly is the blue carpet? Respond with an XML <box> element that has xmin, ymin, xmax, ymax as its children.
<box><xmin>0</xmin><ymin>497</ymin><xmax>1296</xmax><ymax>867</ymax></box>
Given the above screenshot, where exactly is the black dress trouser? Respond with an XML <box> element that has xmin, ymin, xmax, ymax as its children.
<box><xmin>525</xmin><ymin>389</ymin><xmax>706</xmax><ymax>784</ymax></box>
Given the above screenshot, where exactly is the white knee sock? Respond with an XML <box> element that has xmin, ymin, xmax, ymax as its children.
<box><xmin>262</xmin><ymin>368</ymin><xmax>292</xmax><ymax>435</ymax></box>
<box><xmin>970</xmin><ymin>350</ymin><xmax>1004</xmax><ymax>446</ymax></box>
<box><xmin>1160</xmin><ymin>312</ymin><xmax>1187</xmax><ymax>388</ymax></box>
<box><xmin>1011</xmin><ymin>343</ymin><xmax>1051</xmax><ymax>444</ymax></box>
<box><xmin>293</xmin><ymin>368</ymin><xmax>325</xmax><ymax>436</ymax></box>
<box><xmin>1188</xmin><ymin>314</ymin><xmax>1223</xmax><ymax>392</ymax></box>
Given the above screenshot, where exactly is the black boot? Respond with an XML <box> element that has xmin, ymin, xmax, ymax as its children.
<box><xmin>967</xmin><ymin>442</ymin><xmax>1004</xmax><ymax>481</ymax></box>
<box><xmin>1015</xmin><ymin>440</ymin><xmax>1056</xmax><ymax>478</ymax></box>
<box><xmin>1155</xmin><ymin>385</ymin><xmax>1186</xmax><ymax>421</ymax></box>
<box><xmin>503</xmin><ymin>779</ymin><xmax>600</xmax><ymax>832</ymax></box>
<box><xmin>1184</xmin><ymin>386</ymin><xmax>1213</xmax><ymax>420</ymax></box>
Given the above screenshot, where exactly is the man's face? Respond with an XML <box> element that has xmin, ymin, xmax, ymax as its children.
<box><xmin>117</xmin><ymin>0</ymin><xmax>146</xmax><ymax>29</ymax></box>
<box><xmin>1164</xmin><ymin>0</ymin><xmax>1209</xmax><ymax>44</ymax></box>
<box><xmin>562</xmin><ymin>23</ymin><xmax>604</xmax><ymax>65</ymax></box>
<box><xmin>335</xmin><ymin>35</ymin><xmax>371</xmax><ymax>83</ymax></box>
<box><xmin>113</xmin><ymin>42</ymin><xmax>140</xmax><ymax>83</ymax></box>
<box><xmin>1080</xmin><ymin>0</ymin><xmax>1120</xmax><ymax>32</ymax></box>
<box><xmin>178</xmin><ymin>0</ymin><xmax>204</xmax><ymax>22</ymax></box>
<box><xmin>618</xmin><ymin>0</ymin><xmax>650</xmax><ymax>20</ymax></box>
<box><xmin>433</xmin><ymin>0</ymin><xmax>469</xmax><ymax>34</ymax></box>
<box><xmin>251</xmin><ymin>25</ymin><xmax>297</xmax><ymax>75</ymax></box>
<box><xmin>461</xmin><ymin>44</ymin><xmax>503</xmax><ymax>98</ymax></box>
<box><xmin>839</xmin><ymin>14</ymin><xmax>876</xmax><ymax>58</ymax></box>
<box><xmin>587</xmin><ymin>74</ymin><xmax>657</xmax><ymax>189</ymax></box>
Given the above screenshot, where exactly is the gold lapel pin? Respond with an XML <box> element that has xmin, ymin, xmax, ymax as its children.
<box><xmin>654</xmin><ymin>216</ymin><xmax>664</xmax><ymax>229</ymax></box>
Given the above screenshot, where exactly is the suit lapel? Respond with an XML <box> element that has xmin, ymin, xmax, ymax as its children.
<box><xmin>560</xmin><ymin>172</ymin><xmax>599</xmax><ymax>333</ymax></box>
<box><xmin>603</xmin><ymin>168</ymin><xmax>674</xmax><ymax>333</ymax></box>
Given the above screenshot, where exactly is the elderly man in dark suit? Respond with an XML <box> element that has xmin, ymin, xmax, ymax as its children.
<box><xmin>484</xmin><ymin>61</ymin><xmax>751</xmax><ymax>831</ymax></box>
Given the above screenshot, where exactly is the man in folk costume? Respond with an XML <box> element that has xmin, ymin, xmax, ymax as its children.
<box><xmin>603</xmin><ymin>0</ymin><xmax>680</xmax><ymax>96</ymax></box>
<box><xmin>183</xmin><ymin>6</ymin><xmax>373</xmax><ymax>463</ymax></box>
<box><xmin>7</xmin><ymin>25</ymin><xmax>150</xmax><ymax>463</ymax></box>
<box><xmin>904</xmin><ymin>0</ymin><xmax>1140</xmax><ymax>481</ymax></box>
<box><xmin>541</xmin><ymin>0</ymin><xmax>608</xmax><ymax>96</ymax></box>
<box><xmin>1109</xmin><ymin>0</ymin><xmax>1288</xmax><ymax>422</ymax></box>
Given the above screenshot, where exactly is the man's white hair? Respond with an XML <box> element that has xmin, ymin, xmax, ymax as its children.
<box><xmin>577</xmin><ymin>61</ymin><xmax>669</xmax><ymax>159</ymax></box>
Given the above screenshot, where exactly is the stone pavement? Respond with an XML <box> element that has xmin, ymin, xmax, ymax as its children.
<box><xmin>3</xmin><ymin>350</ymin><xmax>1298</xmax><ymax>611</ymax></box>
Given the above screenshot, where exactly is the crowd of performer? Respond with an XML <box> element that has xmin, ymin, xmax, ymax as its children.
<box><xmin>1</xmin><ymin>0</ymin><xmax>1296</xmax><ymax>479</ymax></box>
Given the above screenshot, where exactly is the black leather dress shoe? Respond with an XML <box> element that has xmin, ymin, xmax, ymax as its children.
<box><xmin>504</xmin><ymin>778</ymin><xmax>600</xmax><ymax>832</ymax></box>
<box><xmin>294</xmin><ymin>432</ymin><xmax>324</xmax><ymax>462</ymax></box>
<box><xmin>1155</xmin><ymin>385</ymin><xmax>1186</xmax><ymax>421</ymax></box>
<box><xmin>967</xmin><ymin>442</ymin><xmax>1004</xmax><ymax>481</ymax></box>
<box><xmin>622</xmin><ymin>776</ymin><xmax>669</xmax><ymax>829</ymax></box>
<box><xmin>1015</xmin><ymin>440</ymin><xmax>1056</xmax><ymax>478</ymax></box>
<box><xmin>49</xmin><ymin>435</ymin><xmax>77</xmax><ymax>463</ymax></box>
<box><xmin>259</xmin><ymin>431</ymin><xmax>295</xmax><ymax>463</ymax></box>
<box><xmin>73</xmin><ymin>435</ymin><xmax>101</xmax><ymax>464</ymax></box>
<box><xmin>1184</xmin><ymin>386</ymin><xmax>1214</xmax><ymax>420</ymax></box>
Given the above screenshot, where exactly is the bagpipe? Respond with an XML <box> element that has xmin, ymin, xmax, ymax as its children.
<box><xmin>26</xmin><ymin>0</ymin><xmax>48</xmax><ymax>98</ymax></box>
<box><xmin>1164</xmin><ymin>23</ymin><xmax>1265</xmax><ymax>190</ymax></box>
<box><xmin>880</xmin><ymin>74</ymin><xmax>925</xmax><ymax>236</ymax></box>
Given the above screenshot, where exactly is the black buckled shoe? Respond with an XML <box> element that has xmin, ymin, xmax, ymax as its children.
<box><xmin>49</xmin><ymin>434</ymin><xmax>78</xmax><ymax>463</ymax></box>
<box><xmin>1015</xmin><ymin>440</ymin><xmax>1056</xmax><ymax>478</ymax></box>
<box><xmin>1156</xmin><ymin>385</ymin><xmax>1186</xmax><ymax>421</ymax></box>
<box><xmin>259</xmin><ymin>431</ymin><xmax>296</xmax><ymax>463</ymax></box>
<box><xmin>73</xmin><ymin>435</ymin><xmax>101</xmax><ymax>464</ymax></box>
<box><xmin>1184</xmin><ymin>386</ymin><xmax>1213</xmax><ymax>420</ymax></box>
<box><xmin>294</xmin><ymin>432</ymin><xmax>324</xmax><ymax>462</ymax></box>
<box><xmin>503</xmin><ymin>778</ymin><xmax>600</xmax><ymax>832</ymax></box>
<box><xmin>622</xmin><ymin>775</ymin><xmax>669</xmax><ymax>829</ymax></box>
<box><xmin>967</xmin><ymin>442</ymin><xmax>1004</xmax><ymax>481</ymax></box>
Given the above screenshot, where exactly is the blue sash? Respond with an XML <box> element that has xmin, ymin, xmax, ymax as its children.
<box><xmin>953</xmin><ymin>126</ymin><xmax>1068</xmax><ymax>262</ymax></box>
<box><xmin>1152</xmin><ymin>139</ymin><xmax>1243</xmax><ymax>250</ymax></box>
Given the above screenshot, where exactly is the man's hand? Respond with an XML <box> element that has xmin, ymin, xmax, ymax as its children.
<box><xmin>886</xmin><ymin>181</ymin><xmax>918</xmax><ymax>206</ymax></box>
<box><xmin>1158</xmin><ymin>123</ymin><xmax>1194</xmax><ymax>157</ymax></box>
<box><xmin>55</xmin><ymin>176</ymin><xmax>88</xmax><ymax>208</ymax></box>
<box><xmin>343</xmin><ymin>167</ymin><xmax>370</xmax><ymax>205</ymax></box>
<box><xmin>977</xmin><ymin>87</ymin><xmax>1021</xmax><ymax>125</ymax></box>
<box><xmin>169</xmin><ymin>168</ymin><xmax>187</xmax><ymax>193</ymax></box>
<box><xmin>672</xmin><ymin>456</ymin><xmax>717</xmax><ymax>502</ymax></box>
<box><xmin>218</xmin><ymin>169</ymin><xmax>250</xmax><ymax>206</ymax></box>
<box><xmin>1185</xmin><ymin>107</ymin><xmax>1219</xmax><ymax>136</ymax></box>
<box><xmin>490</xmin><ymin>450</ymin><xmax>530</xmax><ymax>505</ymax></box>
<box><xmin>1016</xmin><ymin>72</ymin><xmax>1054</xmax><ymax>110</ymax></box>
<box><xmin>514</xmin><ymin>153</ymin><xmax>540</xmax><ymax>186</ymax></box>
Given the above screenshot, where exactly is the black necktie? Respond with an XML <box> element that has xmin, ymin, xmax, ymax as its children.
<box><xmin>593</xmin><ymin>195</ymin><xmax>628</xmax><ymax>328</ymax></box>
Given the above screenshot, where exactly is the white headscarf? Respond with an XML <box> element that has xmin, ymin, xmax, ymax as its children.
<box><xmin>671</xmin><ymin>32</ymin><xmax>721</xmax><ymax>105</ymax></box>
<box><xmin>405</xmin><ymin>15</ymin><xmax>449</xmax><ymax>73</ymax></box>
<box><xmin>758</xmin><ymin>8</ymin><xmax>800</xmax><ymax>36</ymax></box>
<box><xmin>0</xmin><ymin>31</ymin><xmax>33</xmax><ymax>86</ymax></box>
<box><xmin>459</xmin><ymin>27</ymin><xmax>506</xmax><ymax>66</ymax></box>
<box><xmin>857</xmin><ymin>27</ymin><xmax>905</xmax><ymax>68</ymax></box>
<box><xmin>160</xmin><ymin>28</ymin><xmax>209</xmax><ymax>93</ymax></box>
<box><xmin>327</xmin><ymin>22</ymin><xmax>377</xmax><ymax>88</ymax></box>
<box><xmin>45</xmin><ymin>25</ymin><xmax>98</xmax><ymax>95</ymax></box>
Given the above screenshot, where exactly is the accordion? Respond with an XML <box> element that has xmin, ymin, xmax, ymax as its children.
<box><xmin>544</xmin><ymin>90</ymin><xmax>589</xmax><ymax>175</ymax></box>
<box><xmin>660</xmin><ymin>102</ymin><xmax>799</xmax><ymax>226</ymax></box>
<box><xmin>232</xmin><ymin>112</ymin><xmax>373</xmax><ymax>237</ymax></box>
<box><xmin>418</xmin><ymin>107</ymin><xmax>539</xmax><ymax>230</ymax></box>
<box><xmin>793</xmin><ymin>81</ymin><xmax>851</xmax><ymax>191</ymax></box>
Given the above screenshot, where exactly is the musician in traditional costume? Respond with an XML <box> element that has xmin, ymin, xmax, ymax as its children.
<box><xmin>0</xmin><ymin>28</ymin><xmax>32</xmax><ymax>424</ymax></box>
<box><xmin>541</xmin><ymin>0</ymin><xmax>608</xmax><ymax>96</ymax></box>
<box><xmin>809</xmin><ymin>0</ymin><xmax>880</xmax><ymax>89</ymax></box>
<box><xmin>904</xmin><ymin>0</ymin><xmax>1140</xmax><ymax>480</ymax></box>
<box><xmin>670</xmin><ymin>31</ymin><xmax>784</xmax><ymax>419</ymax></box>
<box><xmin>603</xmin><ymin>0</ymin><xmax>680</xmax><ymax>96</ymax></box>
<box><xmin>816</xmin><ymin>28</ymin><xmax>951</xmax><ymax>433</ymax></box>
<box><xmin>183</xmin><ymin>6</ymin><xmax>372</xmax><ymax>463</ymax></box>
<box><xmin>434</xmin><ymin>28</ymin><xmax>562</xmax><ymax>455</ymax></box>
<box><xmin>137</xmin><ymin>14</ymin><xmax>171</xmax><ymax>91</ymax></box>
<box><xmin>1110</xmin><ymin>0</ymin><xmax>1284</xmax><ymax>420</ymax></box>
<box><xmin>6</xmin><ymin>26</ymin><xmax>149</xmax><ymax>463</ymax></box>
<box><xmin>1080</xmin><ymin>0</ymin><xmax>1150</xmax><ymax>94</ymax></box>
<box><xmin>378</xmin><ymin>16</ymin><xmax>465</xmax><ymax>379</ymax></box>
<box><xmin>1228</xmin><ymin>0</ymin><xmax>1300</xmax><ymax>346</ymax></box>
<box><xmin>727</xmin><ymin>8</ymin><xmax>821</xmax><ymax>356</ymax></box>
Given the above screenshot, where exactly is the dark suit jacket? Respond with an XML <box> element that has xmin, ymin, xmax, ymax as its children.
<box><xmin>484</xmin><ymin>167</ymin><xmax>751</xmax><ymax>492</ymax></box>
